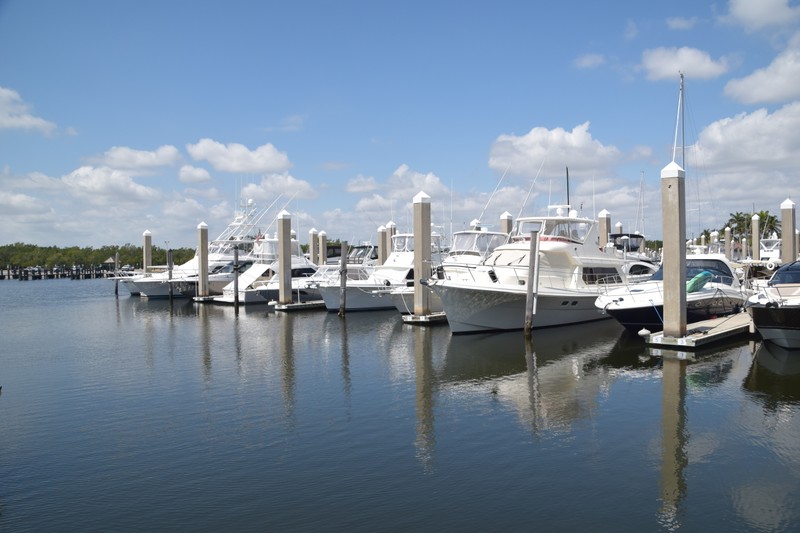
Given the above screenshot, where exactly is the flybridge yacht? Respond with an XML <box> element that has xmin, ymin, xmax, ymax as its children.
<box><xmin>121</xmin><ymin>199</ymin><xmax>270</xmax><ymax>298</ymax></box>
<box><xmin>423</xmin><ymin>206</ymin><xmax>658</xmax><ymax>334</ymax></box>
<box><xmin>213</xmin><ymin>232</ymin><xmax>318</xmax><ymax>305</ymax></box>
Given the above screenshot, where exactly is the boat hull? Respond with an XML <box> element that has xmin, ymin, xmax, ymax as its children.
<box><xmin>747</xmin><ymin>304</ymin><xmax>800</xmax><ymax>349</ymax></box>
<box><xmin>429</xmin><ymin>282</ymin><xmax>609</xmax><ymax>334</ymax></box>
<box><xmin>317</xmin><ymin>284</ymin><xmax>401</xmax><ymax>311</ymax></box>
<box><xmin>604</xmin><ymin>298</ymin><xmax>745</xmax><ymax>333</ymax></box>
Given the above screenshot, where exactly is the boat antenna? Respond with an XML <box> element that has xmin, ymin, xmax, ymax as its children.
<box><xmin>476</xmin><ymin>164</ymin><xmax>510</xmax><ymax>225</ymax></box>
<box><xmin>566</xmin><ymin>166</ymin><xmax>570</xmax><ymax>207</ymax></box>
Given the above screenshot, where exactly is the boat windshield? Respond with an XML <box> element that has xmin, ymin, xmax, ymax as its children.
<box><xmin>769</xmin><ymin>261</ymin><xmax>800</xmax><ymax>284</ymax></box>
<box><xmin>450</xmin><ymin>231</ymin><xmax>507</xmax><ymax>255</ymax></box>
<box><xmin>542</xmin><ymin>220</ymin><xmax>590</xmax><ymax>242</ymax></box>
<box><xmin>650</xmin><ymin>259</ymin><xmax>735</xmax><ymax>285</ymax></box>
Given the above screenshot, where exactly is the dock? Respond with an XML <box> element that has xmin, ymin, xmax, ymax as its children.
<box><xmin>645</xmin><ymin>311</ymin><xmax>754</xmax><ymax>349</ymax></box>
<box><xmin>402</xmin><ymin>311</ymin><xmax>448</xmax><ymax>325</ymax></box>
<box><xmin>273</xmin><ymin>300</ymin><xmax>326</xmax><ymax>311</ymax></box>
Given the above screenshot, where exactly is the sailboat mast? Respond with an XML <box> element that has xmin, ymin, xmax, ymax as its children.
<box><xmin>566</xmin><ymin>166</ymin><xmax>570</xmax><ymax>207</ymax></box>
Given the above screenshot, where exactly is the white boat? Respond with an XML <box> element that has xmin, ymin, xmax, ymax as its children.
<box><xmin>213</xmin><ymin>235</ymin><xmax>318</xmax><ymax>305</ymax></box>
<box><xmin>121</xmin><ymin>199</ymin><xmax>269</xmax><ymax>298</ymax></box>
<box><xmin>595</xmin><ymin>254</ymin><xmax>749</xmax><ymax>333</ymax></box>
<box><xmin>423</xmin><ymin>206</ymin><xmax>658</xmax><ymax>334</ymax></box>
<box><xmin>304</xmin><ymin>243</ymin><xmax>379</xmax><ymax>289</ymax></box>
<box><xmin>317</xmin><ymin>233</ymin><xmax>444</xmax><ymax>311</ymax></box>
<box><xmin>388</xmin><ymin>227</ymin><xmax>508</xmax><ymax>314</ymax></box>
<box><xmin>746</xmin><ymin>260</ymin><xmax>800</xmax><ymax>349</ymax></box>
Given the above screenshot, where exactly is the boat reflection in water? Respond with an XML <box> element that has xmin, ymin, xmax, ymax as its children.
<box><xmin>744</xmin><ymin>340</ymin><xmax>800</xmax><ymax>404</ymax></box>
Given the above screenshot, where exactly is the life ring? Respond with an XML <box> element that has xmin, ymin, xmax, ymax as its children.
<box><xmin>766</xmin><ymin>261</ymin><xmax>776</xmax><ymax>271</ymax></box>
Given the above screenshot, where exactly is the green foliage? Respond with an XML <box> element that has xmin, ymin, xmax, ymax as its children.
<box><xmin>0</xmin><ymin>242</ymin><xmax>195</xmax><ymax>269</ymax></box>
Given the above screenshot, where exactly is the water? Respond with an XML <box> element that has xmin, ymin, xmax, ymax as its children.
<box><xmin>1</xmin><ymin>279</ymin><xmax>799</xmax><ymax>532</ymax></box>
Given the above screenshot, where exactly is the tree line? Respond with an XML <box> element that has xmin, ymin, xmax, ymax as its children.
<box><xmin>0</xmin><ymin>243</ymin><xmax>196</xmax><ymax>270</ymax></box>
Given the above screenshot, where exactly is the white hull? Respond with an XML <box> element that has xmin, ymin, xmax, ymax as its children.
<box><xmin>387</xmin><ymin>286</ymin><xmax>443</xmax><ymax>315</ymax></box>
<box><xmin>317</xmin><ymin>283</ymin><xmax>399</xmax><ymax>311</ymax></box>
<box><xmin>430</xmin><ymin>282</ymin><xmax>609</xmax><ymax>334</ymax></box>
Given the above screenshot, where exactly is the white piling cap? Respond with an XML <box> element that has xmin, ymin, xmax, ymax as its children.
<box><xmin>501</xmin><ymin>211</ymin><xmax>512</xmax><ymax>219</ymax></box>
<box><xmin>143</xmin><ymin>230</ymin><xmax>152</xmax><ymax>236</ymax></box>
<box><xmin>598</xmin><ymin>209</ymin><xmax>610</xmax><ymax>217</ymax></box>
<box><xmin>197</xmin><ymin>222</ymin><xmax>208</xmax><ymax>229</ymax></box>
<box><xmin>278</xmin><ymin>209</ymin><xmax>291</xmax><ymax>219</ymax></box>
<box><xmin>413</xmin><ymin>191</ymin><xmax>430</xmax><ymax>203</ymax></box>
<box><xmin>752</xmin><ymin>213</ymin><xmax>760</xmax><ymax>221</ymax></box>
<box><xmin>781</xmin><ymin>198</ymin><xmax>795</xmax><ymax>209</ymax></box>
<box><xmin>309</xmin><ymin>227</ymin><xmax>318</xmax><ymax>234</ymax></box>
<box><xmin>660</xmin><ymin>160</ymin><xmax>685</xmax><ymax>179</ymax></box>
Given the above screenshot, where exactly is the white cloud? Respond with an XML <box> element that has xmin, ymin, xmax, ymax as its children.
<box><xmin>187</xmin><ymin>138</ymin><xmax>291</xmax><ymax>173</ymax></box>
<box><xmin>266</xmin><ymin>114</ymin><xmax>307</xmax><ymax>132</ymax></box>
<box><xmin>724</xmin><ymin>34</ymin><xmax>800</xmax><ymax>104</ymax></box>
<box><xmin>385</xmin><ymin>164</ymin><xmax>450</xmax><ymax>202</ymax></box>
<box><xmin>0</xmin><ymin>190</ymin><xmax>51</xmax><ymax>215</ymax></box>
<box><xmin>346</xmin><ymin>174</ymin><xmax>378</xmax><ymax>193</ymax></box>
<box><xmin>98</xmin><ymin>145</ymin><xmax>180</xmax><ymax>170</ymax></box>
<box><xmin>573</xmin><ymin>53</ymin><xmax>606</xmax><ymax>69</ymax></box>
<box><xmin>666</xmin><ymin>16</ymin><xmax>698</xmax><ymax>30</ymax></box>
<box><xmin>723</xmin><ymin>0</ymin><xmax>800</xmax><ymax>32</ymax></box>
<box><xmin>179</xmin><ymin>165</ymin><xmax>212</xmax><ymax>183</ymax></box>
<box><xmin>62</xmin><ymin>166</ymin><xmax>162</xmax><ymax>205</ymax></box>
<box><xmin>488</xmin><ymin>122</ymin><xmax>621</xmax><ymax>179</ymax></box>
<box><xmin>240</xmin><ymin>172</ymin><xmax>317</xmax><ymax>202</ymax></box>
<box><xmin>641</xmin><ymin>47</ymin><xmax>729</xmax><ymax>80</ymax></box>
<box><xmin>0</xmin><ymin>86</ymin><xmax>56</xmax><ymax>135</ymax></box>
<box><xmin>697</xmin><ymin>101</ymin><xmax>800</xmax><ymax>172</ymax></box>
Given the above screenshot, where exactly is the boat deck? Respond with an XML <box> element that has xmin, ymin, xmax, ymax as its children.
<box><xmin>646</xmin><ymin>311</ymin><xmax>754</xmax><ymax>350</ymax></box>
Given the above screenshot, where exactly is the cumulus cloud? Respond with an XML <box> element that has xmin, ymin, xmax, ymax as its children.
<box><xmin>346</xmin><ymin>174</ymin><xmax>378</xmax><ymax>193</ymax></box>
<box><xmin>0</xmin><ymin>86</ymin><xmax>56</xmax><ymax>135</ymax></box>
<box><xmin>641</xmin><ymin>47</ymin><xmax>729</xmax><ymax>80</ymax></box>
<box><xmin>488</xmin><ymin>122</ymin><xmax>621</xmax><ymax>179</ymax></box>
<box><xmin>179</xmin><ymin>165</ymin><xmax>212</xmax><ymax>183</ymax></box>
<box><xmin>240</xmin><ymin>172</ymin><xmax>316</xmax><ymax>202</ymax></box>
<box><xmin>98</xmin><ymin>145</ymin><xmax>180</xmax><ymax>170</ymax></box>
<box><xmin>724</xmin><ymin>34</ymin><xmax>800</xmax><ymax>104</ymax></box>
<box><xmin>385</xmin><ymin>164</ymin><xmax>450</xmax><ymax>201</ymax></box>
<box><xmin>723</xmin><ymin>0</ymin><xmax>800</xmax><ymax>32</ymax></box>
<box><xmin>62</xmin><ymin>166</ymin><xmax>162</xmax><ymax>205</ymax></box>
<box><xmin>696</xmin><ymin>101</ymin><xmax>800</xmax><ymax>172</ymax></box>
<box><xmin>573</xmin><ymin>53</ymin><xmax>606</xmax><ymax>69</ymax></box>
<box><xmin>666</xmin><ymin>16</ymin><xmax>698</xmax><ymax>30</ymax></box>
<box><xmin>0</xmin><ymin>190</ymin><xmax>51</xmax><ymax>214</ymax></box>
<box><xmin>187</xmin><ymin>138</ymin><xmax>291</xmax><ymax>173</ymax></box>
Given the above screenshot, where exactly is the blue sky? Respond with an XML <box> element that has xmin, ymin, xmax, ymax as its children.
<box><xmin>2</xmin><ymin>0</ymin><xmax>800</xmax><ymax>248</ymax></box>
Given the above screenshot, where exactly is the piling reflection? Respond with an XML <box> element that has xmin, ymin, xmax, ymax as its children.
<box><xmin>414</xmin><ymin>327</ymin><xmax>435</xmax><ymax>471</ymax></box>
<box><xmin>279</xmin><ymin>312</ymin><xmax>297</xmax><ymax>423</ymax></box>
<box><xmin>657</xmin><ymin>355</ymin><xmax>689</xmax><ymax>529</ymax></box>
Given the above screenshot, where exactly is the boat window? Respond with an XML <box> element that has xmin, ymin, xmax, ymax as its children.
<box><xmin>582</xmin><ymin>267</ymin><xmax>621</xmax><ymax>285</ymax></box>
<box><xmin>517</xmin><ymin>220</ymin><xmax>543</xmax><ymax>236</ymax></box>
<box><xmin>543</xmin><ymin>221</ymin><xmax>589</xmax><ymax>243</ymax></box>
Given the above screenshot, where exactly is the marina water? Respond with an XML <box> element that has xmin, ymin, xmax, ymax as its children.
<box><xmin>1</xmin><ymin>279</ymin><xmax>799</xmax><ymax>531</ymax></box>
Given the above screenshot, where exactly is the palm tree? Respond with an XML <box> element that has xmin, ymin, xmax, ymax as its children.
<box><xmin>756</xmin><ymin>210</ymin><xmax>780</xmax><ymax>238</ymax></box>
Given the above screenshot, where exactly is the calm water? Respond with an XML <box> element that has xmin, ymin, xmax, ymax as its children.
<box><xmin>1</xmin><ymin>279</ymin><xmax>799</xmax><ymax>532</ymax></box>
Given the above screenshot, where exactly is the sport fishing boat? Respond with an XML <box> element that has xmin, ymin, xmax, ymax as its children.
<box><xmin>316</xmin><ymin>232</ymin><xmax>445</xmax><ymax>311</ymax></box>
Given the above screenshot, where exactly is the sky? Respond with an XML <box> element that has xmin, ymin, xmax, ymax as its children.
<box><xmin>2</xmin><ymin>0</ymin><xmax>800</xmax><ymax>249</ymax></box>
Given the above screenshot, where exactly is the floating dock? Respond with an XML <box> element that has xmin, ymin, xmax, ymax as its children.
<box><xmin>645</xmin><ymin>311</ymin><xmax>754</xmax><ymax>349</ymax></box>
<box><xmin>401</xmin><ymin>311</ymin><xmax>448</xmax><ymax>325</ymax></box>
<box><xmin>273</xmin><ymin>300</ymin><xmax>326</xmax><ymax>311</ymax></box>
